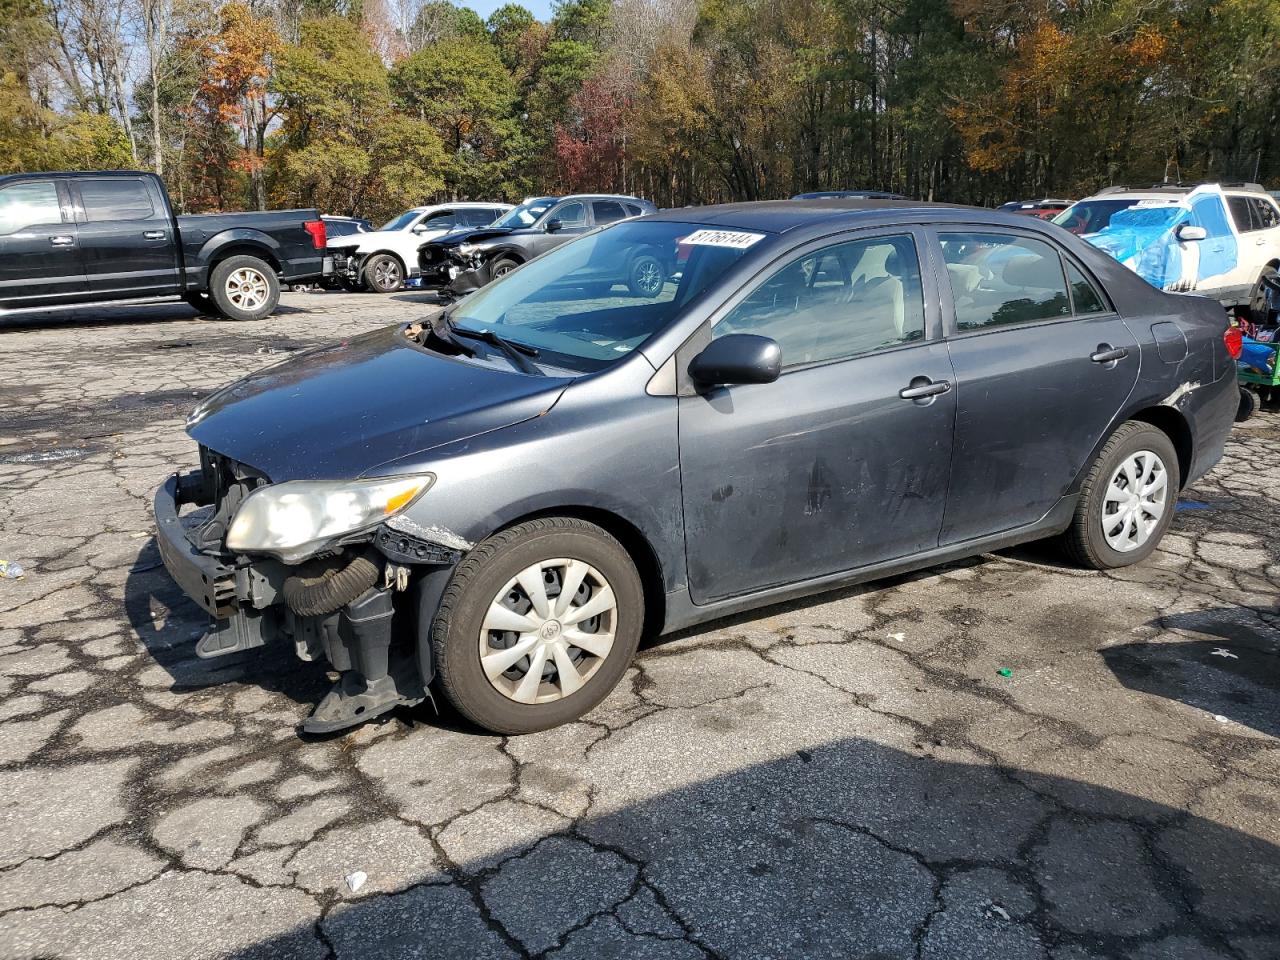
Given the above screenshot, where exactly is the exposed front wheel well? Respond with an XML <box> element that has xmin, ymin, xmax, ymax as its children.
<box><xmin>1127</xmin><ymin>406</ymin><xmax>1193</xmax><ymax>490</ymax></box>
<box><xmin>208</xmin><ymin>245</ymin><xmax>281</xmax><ymax>276</ymax></box>
<box><xmin>500</xmin><ymin>506</ymin><xmax>665</xmax><ymax>639</ymax></box>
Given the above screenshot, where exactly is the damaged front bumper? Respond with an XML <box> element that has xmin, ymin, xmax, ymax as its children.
<box><xmin>153</xmin><ymin>467</ymin><xmax>461</xmax><ymax>733</ymax></box>
<box><xmin>419</xmin><ymin>247</ymin><xmax>491</xmax><ymax>297</ymax></box>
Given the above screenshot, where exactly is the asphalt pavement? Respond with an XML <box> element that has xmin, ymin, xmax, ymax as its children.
<box><xmin>1</xmin><ymin>291</ymin><xmax>1278</xmax><ymax>959</ymax></box>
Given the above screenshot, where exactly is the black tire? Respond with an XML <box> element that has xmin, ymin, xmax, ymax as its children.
<box><xmin>1062</xmin><ymin>421</ymin><xmax>1180</xmax><ymax>570</ymax></box>
<box><xmin>363</xmin><ymin>253</ymin><xmax>404</xmax><ymax>293</ymax></box>
<box><xmin>1237</xmin><ymin>386</ymin><xmax>1259</xmax><ymax>422</ymax></box>
<box><xmin>489</xmin><ymin>257</ymin><xmax>520</xmax><ymax>282</ymax></box>
<box><xmin>1249</xmin><ymin>265</ymin><xmax>1278</xmax><ymax>326</ymax></box>
<box><xmin>431</xmin><ymin>517</ymin><xmax>644</xmax><ymax>734</ymax></box>
<box><xmin>627</xmin><ymin>253</ymin><xmax>665</xmax><ymax>297</ymax></box>
<box><xmin>208</xmin><ymin>255</ymin><xmax>280</xmax><ymax>322</ymax></box>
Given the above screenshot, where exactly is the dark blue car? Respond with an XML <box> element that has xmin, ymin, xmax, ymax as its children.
<box><xmin>155</xmin><ymin>199</ymin><xmax>1238</xmax><ymax>735</ymax></box>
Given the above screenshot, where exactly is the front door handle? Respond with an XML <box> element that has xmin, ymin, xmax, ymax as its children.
<box><xmin>143</xmin><ymin>230</ymin><xmax>166</xmax><ymax>240</ymax></box>
<box><xmin>49</xmin><ymin>235</ymin><xmax>75</xmax><ymax>246</ymax></box>
<box><xmin>1090</xmin><ymin>345</ymin><xmax>1129</xmax><ymax>363</ymax></box>
<box><xmin>899</xmin><ymin>378</ymin><xmax>952</xmax><ymax>400</ymax></box>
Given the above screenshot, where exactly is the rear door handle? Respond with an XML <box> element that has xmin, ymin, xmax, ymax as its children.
<box><xmin>1090</xmin><ymin>345</ymin><xmax>1129</xmax><ymax>363</ymax></box>
<box><xmin>143</xmin><ymin>230</ymin><xmax>166</xmax><ymax>240</ymax></box>
<box><xmin>899</xmin><ymin>379</ymin><xmax>952</xmax><ymax>400</ymax></box>
<box><xmin>49</xmin><ymin>235</ymin><xmax>75</xmax><ymax>246</ymax></box>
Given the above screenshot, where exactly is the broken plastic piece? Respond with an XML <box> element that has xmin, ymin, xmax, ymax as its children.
<box><xmin>1213</xmin><ymin>714</ymin><xmax>1231</xmax><ymax>724</ymax></box>
<box><xmin>986</xmin><ymin>903</ymin><xmax>1011</xmax><ymax>921</ymax></box>
<box><xmin>0</xmin><ymin>560</ymin><xmax>24</xmax><ymax>580</ymax></box>
<box><xmin>996</xmin><ymin>667</ymin><xmax>1013</xmax><ymax>678</ymax></box>
<box><xmin>345</xmin><ymin>870</ymin><xmax>367</xmax><ymax>893</ymax></box>
<box><xmin>1209</xmin><ymin>648</ymin><xmax>1239</xmax><ymax>659</ymax></box>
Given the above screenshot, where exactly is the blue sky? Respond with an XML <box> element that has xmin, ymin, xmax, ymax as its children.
<box><xmin>462</xmin><ymin>0</ymin><xmax>557</xmax><ymax>21</ymax></box>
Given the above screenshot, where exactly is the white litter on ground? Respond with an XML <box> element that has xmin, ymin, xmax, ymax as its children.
<box><xmin>345</xmin><ymin>871</ymin><xmax>367</xmax><ymax>893</ymax></box>
<box><xmin>1209</xmin><ymin>648</ymin><xmax>1239</xmax><ymax>659</ymax></box>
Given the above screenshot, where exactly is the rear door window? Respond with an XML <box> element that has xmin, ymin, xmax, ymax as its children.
<box><xmin>592</xmin><ymin>200</ymin><xmax>627</xmax><ymax>225</ymax></box>
<box><xmin>78</xmin><ymin>178</ymin><xmax>155</xmax><ymax>221</ymax></box>
<box><xmin>713</xmin><ymin>234</ymin><xmax>925</xmax><ymax>368</ymax></box>
<box><xmin>1250</xmin><ymin>198</ymin><xmax>1280</xmax><ymax>230</ymax></box>
<box><xmin>463</xmin><ymin>208</ymin><xmax>500</xmax><ymax>226</ymax></box>
<box><xmin>1066</xmin><ymin>262</ymin><xmax>1107</xmax><ymax>314</ymax></box>
<box><xmin>1227</xmin><ymin>196</ymin><xmax>1257</xmax><ymax>233</ymax></box>
<box><xmin>0</xmin><ymin>181</ymin><xmax>62</xmax><ymax>234</ymax></box>
<box><xmin>939</xmin><ymin>233</ymin><xmax>1071</xmax><ymax>330</ymax></box>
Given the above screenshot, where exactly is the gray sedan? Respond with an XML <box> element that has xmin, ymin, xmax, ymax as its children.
<box><xmin>155</xmin><ymin>200</ymin><xmax>1239</xmax><ymax>735</ymax></box>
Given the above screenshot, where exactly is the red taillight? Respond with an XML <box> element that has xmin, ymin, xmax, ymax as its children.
<box><xmin>1224</xmin><ymin>326</ymin><xmax>1243</xmax><ymax>360</ymax></box>
<box><xmin>304</xmin><ymin>219</ymin><xmax>326</xmax><ymax>249</ymax></box>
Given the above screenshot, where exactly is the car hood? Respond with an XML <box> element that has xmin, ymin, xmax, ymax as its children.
<box><xmin>427</xmin><ymin>227</ymin><xmax>519</xmax><ymax>250</ymax></box>
<box><xmin>187</xmin><ymin>324</ymin><xmax>570</xmax><ymax>481</ymax></box>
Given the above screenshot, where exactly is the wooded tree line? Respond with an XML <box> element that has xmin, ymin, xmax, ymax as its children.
<box><xmin>3</xmin><ymin>0</ymin><xmax>1278</xmax><ymax>220</ymax></box>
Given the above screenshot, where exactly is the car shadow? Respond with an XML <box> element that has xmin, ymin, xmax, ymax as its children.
<box><xmin>124</xmin><ymin>538</ymin><xmax>327</xmax><ymax>709</ymax></box>
<box><xmin>0</xmin><ymin>301</ymin><xmax>307</xmax><ymax>332</ymax></box>
<box><xmin>1103</xmin><ymin>606</ymin><xmax>1280</xmax><ymax>738</ymax></box>
<box><xmin>225</xmin><ymin>736</ymin><xmax>1280</xmax><ymax>959</ymax></box>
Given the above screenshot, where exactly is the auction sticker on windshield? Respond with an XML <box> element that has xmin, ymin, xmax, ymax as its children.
<box><xmin>682</xmin><ymin>229</ymin><xmax>767</xmax><ymax>249</ymax></box>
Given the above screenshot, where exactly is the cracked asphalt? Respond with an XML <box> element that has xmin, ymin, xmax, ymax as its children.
<box><xmin>1</xmin><ymin>291</ymin><xmax>1279</xmax><ymax>960</ymax></box>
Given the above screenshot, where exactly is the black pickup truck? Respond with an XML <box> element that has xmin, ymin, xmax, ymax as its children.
<box><xmin>0</xmin><ymin>170</ymin><xmax>330</xmax><ymax>321</ymax></box>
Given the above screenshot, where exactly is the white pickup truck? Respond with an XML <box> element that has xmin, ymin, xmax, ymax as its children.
<box><xmin>1054</xmin><ymin>182</ymin><xmax>1280</xmax><ymax>321</ymax></box>
<box><xmin>327</xmin><ymin>202</ymin><xmax>511</xmax><ymax>293</ymax></box>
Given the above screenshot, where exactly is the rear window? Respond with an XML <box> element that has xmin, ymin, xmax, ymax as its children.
<box><xmin>939</xmin><ymin>232</ymin><xmax>1070</xmax><ymax>330</ymax></box>
<box><xmin>592</xmin><ymin>200</ymin><xmax>627</xmax><ymax>225</ymax></box>
<box><xmin>79</xmin><ymin>178</ymin><xmax>155</xmax><ymax>221</ymax></box>
<box><xmin>1227</xmin><ymin>196</ymin><xmax>1257</xmax><ymax>232</ymax></box>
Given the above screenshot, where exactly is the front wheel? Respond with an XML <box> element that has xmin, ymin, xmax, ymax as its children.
<box><xmin>1061</xmin><ymin>421</ymin><xmax>1180</xmax><ymax>569</ymax></box>
<box><xmin>488</xmin><ymin>257</ymin><xmax>520</xmax><ymax>283</ymax></box>
<box><xmin>209</xmin><ymin>256</ymin><xmax>279</xmax><ymax>321</ymax></box>
<box><xmin>363</xmin><ymin>253</ymin><xmax>405</xmax><ymax>293</ymax></box>
<box><xmin>431</xmin><ymin>518</ymin><xmax>644</xmax><ymax>734</ymax></box>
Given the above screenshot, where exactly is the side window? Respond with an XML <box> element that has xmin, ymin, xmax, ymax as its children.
<box><xmin>465</xmin><ymin>208</ymin><xmax>499</xmax><ymax>226</ymax></box>
<box><xmin>939</xmin><ymin>233</ymin><xmax>1070</xmax><ymax>330</ymax></box>
<box><xmin>549</xmin><ymin>201</ymin><xmax>586</xmax><ymax>227</ymax></box>
<box><xmin>592</xmin><ymin>200</ymin><xmax>627</xmax><ymax>225</ymax></box>
<box><xmin>1227</xmin><ymin>196</ymin><xmax>1257</xmax><ymax>233</ymax></box>
<box><xmin>79</xmin><ymin>179</ymin><xmax>155</xmax><ymax>221</ymax></box>
<box><xmin>0</xmin><ymin>181</ymin><xmax>62</xmax><ymax>235</ymax></box>
<box><xmin>1066</xmin><ymin>261</ymin><xmax>1107</xmax><ymax>314</ymax></box>
<box><xmin>1251</xmin><ymin>198</ymin><xmax>1280</xmax><ymax>230</ymax></box>
<box><xmin>422</xmin><ymin>211</ymin><xmax>456</xmax><ymax>230</ymax></box>
<box><xmin>713</xmin><ymin>234</ymin><xmax>925</xmax><ymax>368</ymax></box>
<box><xmin>624</xmin><ymin>203</ymin><xmax>643</xmax><ymax>217</ymax></box>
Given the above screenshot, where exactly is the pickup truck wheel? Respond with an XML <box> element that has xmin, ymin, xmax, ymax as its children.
<box><xmin>431</xmin><ymin>518</ymin><xmax>644</xmax><ymax>734</ymax></box>
<box><xmin>1061</xmin><ymin>421</ymin><xmax>1179</xmax><ymax>570</ymax></box>
<box><xmin>209</xmin><ymin>256</ymin><xmax>279</xmax><ymax>321</ymax></box>
<box><xmin>363</xmin><ymin>253</ymin><xmax>404</xmax><ymax>293</ymax></box>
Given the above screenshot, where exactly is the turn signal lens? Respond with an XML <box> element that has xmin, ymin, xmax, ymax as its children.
<box><xmin>1224</xmin><ymin>326</ymin><xmax>1243</xmax><ymax>360</ymax></box>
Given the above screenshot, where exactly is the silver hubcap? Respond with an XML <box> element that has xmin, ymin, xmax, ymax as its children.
<box><xmin>493</xmin><ymin>264</ymin><xmax>513</xmax><ymax>278</ymax></box>
<box><xmin>374</xmin><ymin>259</ymin><xmax>401</xmax><ymax>288</ymax></box>
<box><xmin>636</xmin><ymin>261</ymin><xmax>661</xmax><ymax>293</ymax></box>
<box><xmin>226</xmin><ymin>268</ymin><xmax>269</xmax><ymax>310</ymax></box>
<box><xmin>1101</xmin><ymin>450</ymin><xmax>1168</xmax><ymax>552</ymax></box>
<box><xmin>479</xmin><ymin>558</ymin><xmax>617</xmax><ymax>704</ymax></box>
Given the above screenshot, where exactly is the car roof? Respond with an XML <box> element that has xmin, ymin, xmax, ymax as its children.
<box><xmin>1083</xmin><ymin>182</ymin><xmax>1270</xmax><ymax>201</ymax></box>
<box><xmin>645</xmin><ymin>198</ymin><xmax>970</xmax><ymax>233</ymax></box>
<box><xmin>559</xmin><ymin>194</ymin><xmax>653</xmax><ymax>203</ymax></box>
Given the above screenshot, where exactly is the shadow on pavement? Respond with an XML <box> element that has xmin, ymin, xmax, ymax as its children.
<box><xmin>226</xmin><ymin>736</ymin><xmax>1280</xmax><ymax>960</ymax></box>
<box><xmin>124</xmin><ymin>539</ymin><xmax>328</xmax><ymax>710</ymax></box>
<box><xmin>1104</xmin><ymin>607</ymin><xmax>1280</xmax><ymax>738</ymax></box>
<box><xmin>0</xmin><ymin>301</ymin><xmax>308</xmax><ymax>332</ymax></box>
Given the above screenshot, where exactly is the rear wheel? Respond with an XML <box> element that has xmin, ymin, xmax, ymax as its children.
<box><xmin>363</xmin><ymin>253</ymin><xmax>404</xmax><ymax>293</ymax></box>
<box><xmin>431</xmin><ymin>518</ymin><xmax>644</xmax><ymax>734</ymax></box>
<box><xmin>209</xmin><ymin>256</ymin><xmax>279</xmax><ymax>322</ymax></box>
<box><xmin>628</xmin><ymin>253</ymin><xmax>665</xmax><ymax>297</ymax></box>
<box><xmin>1249</xmin><ymin>265</ymin><xmax>1278</xmax><ymax>326</ymax></box>
<box><xmin>1062</xmin><ymin>421</ymin><xmax>1179</xmax><ymax>569</ymax></box>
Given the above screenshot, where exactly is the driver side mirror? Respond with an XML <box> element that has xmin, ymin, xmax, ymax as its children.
<box><xmin>1176</xmin><ymin>224</ymin><xmax>1207</xmax><ymax>242</ymax></box>
<box><xmin>689</xmin><ymin>334</ymin><xmax>781</xmax><ymax>388</ymax></box>
<box><xmin>545</xmin><ymin>218</ymin><xmax>563</xmax><ymax>233</ymax></box>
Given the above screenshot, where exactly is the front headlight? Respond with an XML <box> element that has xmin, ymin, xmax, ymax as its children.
<box><xmin>226</xmin><ymin>475</ymin><xmax>434</xmax><ymax>561</ymax></box>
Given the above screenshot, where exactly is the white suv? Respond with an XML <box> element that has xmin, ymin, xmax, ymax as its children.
<box><xmin>1054</xmin><ymin>183</ymin><xmax>1280</xmax><ymax>318</ymax></box>
<box><xmin>328</xmin><ymin>202</ymin><xmax>512</xmax><ymax>293</ymax></box>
